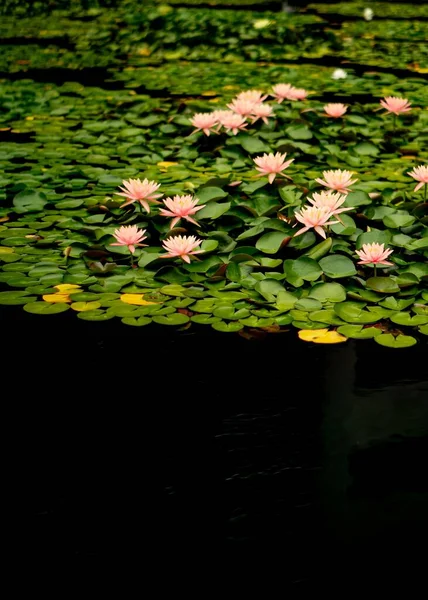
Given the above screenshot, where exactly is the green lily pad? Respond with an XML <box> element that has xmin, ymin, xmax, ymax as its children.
<box><xmin>319</xmin><ymin>254</ymin><xmax>356</xmax><ymax>279</ymax></box>
<box><xmin>308</xmin><ymin>282</ymin><xmax>346</xmax><ymax>303</ymax></box>
<box><xmin>24</xmin><ymin>301</ymin><xmax>70</xmax><ymax>314</ymax></box>
<box><xmin>374</xmin><ymin>334</ymin><xmax>417</xmax><ymax>348</ymax></box>
<box><xmin>337</xmin><ymin>325</ymin><xmax>383</xmax><ymax>339</ymax></box>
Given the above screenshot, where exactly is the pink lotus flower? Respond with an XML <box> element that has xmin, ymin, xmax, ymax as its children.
<box><xmin>190</xmin><ymin>112</ymin><xmax>218</xmax><ymax>136</ymax></box>
<box><xmin>161</xmin><ymin>235</ymin><xmax>204</xmax><ymax>264</ymax></box>
<box><xmin>355</xmin><ymin>243</ymin><xmax>394</xmax><ymax>266</ymax></box>
<box><xmin>253</xmin><ymin>152</ymin><xmax>294</xmax><ymax>184</ymax></box>
<box><xmin>287</xmin><ymin>87</ymin><xmax>308</xmax><ymax>101</ymax></box>
<box><xmin>117</xmin><ymin>178</ymin><xmax>163</xmax><ymax>211</ymax></box>
<box><xmin>308</xmin><ymin>191</ymin><xmax>351</xmax><ymax>215</ymax></box>
<box><xmin>408</xmin><ymin>165</ymin><xmax>428</xmax><ymax>192</ymax></box>
<box><xmin>227</xmin><ymin>98</ymin><xmax>257</xmax><ymax>116</ymax></box>
<box><xmin>251</xmin><ymin>103</ymin><xmax>274</xmax><ymax>124</ymax></box>
<box><xmin>380</xmin><ymin>96</ymin><xmax>411</xmax><ymax>115</ymax></box>
<box><xmin>324</xmin><ymin>103</ymin><xmax>347</xmax><ymax>118</ymax></box>
<box><xmin>315</xmin><ymin>169</ymin><xmax>358</xmax><ymax>194</ymax></box>
<box><xmin>271</xmin><ymin>83</ymin><xmax>294</xmax><ymax>103</ymax></box>
<box><xmin>294</xmin><ymin>206</ymin><xmax>339</xmax><ymax>238</ymax></box>
<box><xmin>237</xmin><ymin>89</ymin><xmax>268</xmax><ymax>103</ymax></box>
<box><xmin>111</xmin><ymin>225</ymin><xmax>147</xmax><ymax>254</ymax></box>
<box><xmin>218</xmin><ymin>111</ymin><xmax>248</xmax><ymax>135</ymax></box>
<box><xmin>212</xmin><ymin>109</ymin><xmax>232</xmax><ymax>122</ymax></box>
<box><xmin>159</xmin><ymin>194</ymin><xmax>206</xmax><ymax>229</ymax></box>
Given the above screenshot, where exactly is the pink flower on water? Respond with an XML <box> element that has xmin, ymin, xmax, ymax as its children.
<box><xmin>253</xmin><ymin>152</ymin><xmax>294</xmax><ymax>184</ymax></box>
<box><xmin>315</xmin><ymin>169</ymin><xmax>358</xmax><ymax>194</ymax></box>
<box><xmin>287</xmin><ymin>87</ymin><xmax>308</xmax><ymax>101</ymax></box>
<box><xmin>380</xmin><ymin>96</ymin><xmax>411</xmax><ymax>115</ymax></box>
<box><xmin>271</xmin><ymin>83</ymin><xmax>294</xmax><ymax>103</ymax></box>
<box><xmin>294</xmin><ymin>206</ymin><xmax>339</xmax><ymax>238</ymax></box>
<box><xmin>324</xmin><ymin>103</ymin><xmax>347</xmax><ymax>118</ymax></box>
<box><xmin>117</xmin><ymin>178</ymin><xmax>163</xmax><ymax>212</ymax></box>
<box><xmin>308</xmin><ymin>191</ymin><xmax>352</xmax><ymax>215</ymax></box>
<box><xmin>237</xmin><ymin>89</ymin><xmax>268</xmax><ymax>103</ymax></box>
<box><xmin>212</xmin><ymin>109</ymin><xmax>231</xmax><ymax>122</ymax></box>
<box><xmin>218</xmin><ymin>111</ymin><xmax>248</xmax><ymax>135</ymax></box>
<box><xmin>408</xmin><ymin>165</ymin><xmax>428</xmax><ymax>192</ymax></box>
<box><xmin>159</xmin><ymin>195</ymin><xmax>206</xmax><ymax>229</ymax></box>
<box><xmin>111</xmin><ymin>225</ymin><xmax>147</xmax><ymax>254</ymax></box>
<box><xmin>161</xmin><ymin>235</ymin><xmax>204</xmax><ymax>264</ymax></box>
<box><xmin>227</xmin><ymin>98</ymin><xmax>257</xmax><ymax>116</ymax></box>
<box><xmin>190</xmin><ymin>112</ymin><xmax>218</xmax><ymax>136</ymax></box>
<box><xmin>251</xmin><ymin>103</ymin><xmax>274</xmax><ymax>124</ymax></box>
<box><xmin>355</xmin><ymin>243</ymin><xmax>394</xmax><ymax>266</ymax></box>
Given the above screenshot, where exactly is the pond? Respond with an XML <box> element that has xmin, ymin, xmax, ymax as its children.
<box><xmin>2</xmin><ymin>0</ymin><xmax>427</xmax><ymax>574</ymax></box>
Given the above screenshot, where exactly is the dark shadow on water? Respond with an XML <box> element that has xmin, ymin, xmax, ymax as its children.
<box><xmin>4</xmin><ymin>307</ymin><xmax>428</xmax><ymax>577</ymax></box>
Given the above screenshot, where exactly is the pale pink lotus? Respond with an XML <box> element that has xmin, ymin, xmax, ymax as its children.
<box><xmin>190</xmin><ymin>112</ymin><xmax>218</xmax><ymax>136</ymax></box>
<box><xmin>237</xmin><ymin>89</ymin><xmax>268</xmax><ymax>103</ymax></box>
<box><xmin>251</xmin><ymin>103</ymin><xmax>273</xmax><ymax>124</ymax></box>
<box><xmin>287</xmin><ymin>87</ymin><xmax>308</xmax><ymax>101</ymax></box>
<box><xmin>253</xmin><ymin>152</ymin><xmax>294</xmax><ymax>184</ymax></box>
<box><xmin>294</xmin><ymin>206</ymin><xmax>339</xmax><ymax>238</ymax></box>
<box><xmin>111</xmin><ymin>225</ymin><xmax>147</xmax><ymax>254</ymax></box>
<box><xmin>227</xmin><ymin>98</ymin><xmax>257</xmax><ymax>116</ymax></box>
<box><xmin>117</xmin><ymin>178</ymin><xmax>163</xmax><ymax>211</ymax></box>
<box><xmin>408</xmin><ymin>165</ymin><xmax>428</xmax><ymax>192</ymax></box>
<box><xmin>308</xmin><ymin>191</ymin><xmax>351</xmax><ymax>215</ymax></box>
<box><xmin>271</xmin><ymin>83</ymin><xmax>294</xmax><ymax>103</ymax></box>
<box><xmin>218</xmin><ymin>111</ymin><xmax>248</xmax><ymax>135</ymax></box>
<box><xmin>159</xmin><ymin>194</ymin><xmax>206</xmax><ymax>229</ymax></box>
<box><xmin>315</xmin><ymin>169</ymin><xmax>358</xmax><ymax>194</ymax></box>
<box><xmin>324</xmin><ymin>103</ymin><xmax>347</xmax><ymax>118</ymax></box>
<box><xmin>212</xmin><ymin>109</ymin><xmax>232</xmax><ymax>122</ymax></box>
<box><xmin>161</xmin><ymin>235</ymin><xmax>204</xmax><ymax>263</ymax></box>
<box><xmin>355</xmin><ymin>243</ymin><xmax>394</xmax><ymax>266</ymax></box>
<box><xmin>380</xmin><ymin>96</ymin><xmax>411</xmax><ymax>115</ymax></box>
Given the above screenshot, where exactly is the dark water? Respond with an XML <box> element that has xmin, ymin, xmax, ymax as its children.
<box><xmin>6</xmin><ymin>308</ymin><xmax>428</xmax><ymax>576</ymax></box>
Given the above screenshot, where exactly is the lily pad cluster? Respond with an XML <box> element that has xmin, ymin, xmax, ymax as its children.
<box><xmin>0</xmin><ymin>0</ymin><xmax>427</xmax><ymax>348</ymax></box>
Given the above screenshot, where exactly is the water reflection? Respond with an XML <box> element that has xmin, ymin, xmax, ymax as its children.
<box><xmin>5</xmin><ymin>307</ymin><xmax>428</xmax><ymax>567</ymax></box>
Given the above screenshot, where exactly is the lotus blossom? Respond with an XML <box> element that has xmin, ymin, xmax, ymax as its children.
<box><xmin>294</xmin><ymin>206</ymin><xmax>339</xmax><ymax>239</ymax></box>
<box><xmin>332</xmin><ymin>68</ymin><xmax>347</xmax><ymax>80</ymax></box>
<box><xmin>227</xmin><ymin>98</ymin><xmax>257</xmax><ymax>116</ymax></box>
<box><xmin>236</xmin><ymin>89</ymin><xmax>268</xmax><ymax>103</ymax></box>
<box><xmin>253</xmin><ymin>152</ymin><xmax>294</xmax><ymax>184</ymax></box>
<box><xmin>315</xmin><ymin>169</ymin><xmax>358</xmax><ymax>194</ymax></box>
<box><xmin>308</xmin><ymin>191</ymin><xmax>351</xmax><ymax>216</ymax></box>
<box><xmin>355</xmin><ymin>243</ymin><xmax>394</xmax><ymax>266</ymax></box>
<box><xmin>363</xmin><ymin>7</ymin><xmax>374</xmax><ymax>21</ymax></box>
<box><xmin>117</xmin><ymin>178</ymin><xmax>163</xmax><ymax>211</ymax></box>
<box><xmin>212</xmin><ymin>109</ymin><xmax>232</xmax><ymax>122</ymax></box>
<box><xmin>190</xmin><ymin>112</ymin><xmax>218</xmax><ymax>136</ymax></box>
<box><xmin>271</xmin><ymin>83</ymin><xmax>294</xmax><ymax>103</ymax></box>
<box><xmin>407</xmin><ymin>165</ymin><xmax>428</xmax><ymax>192</ymax></box>
<box><xmin>159</xmin><ymin>194</ymin><xmax>206</xmax><ymax>229</ymax></box>
<box><xmin>161</xmin><ymin>235</ymin><xmax>204</xmax><ymax>263</ymax></box>
<box><xmin>251</xmin><ymin>103</ymin><xmax>274</xmax><ymax>124</ymax></box>
<box><xmin>287</xmin><ymin>87</ymin><xmax>308</xmax><ymax>101</ymax></box>
<box><xmin>111</xmin><ymin>225</ymin><xmax>147</xmax><ymax>254</ymax></box>
<box><xmin>324</xmin><ymin>103</ymin><xmax>347</xmax><ymax>118</ymax></box>
<box><xmin>218</xmin><ymin>111</ymin><xmax>248</xmax><ymax>135</ymax></box>
<box><xmin>380</xmin><ymin>96</ymin><xmax>411</xmax><ymax>115</ymax></box>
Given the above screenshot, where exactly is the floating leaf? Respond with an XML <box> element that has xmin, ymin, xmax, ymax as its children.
<box><xmin>120</xmin><ymin>294</ymin><xmax>158</xmax><ymax>306</ymax></box>
<box><xmin>319</xmin><ymin>254</ymin><xmax>356</xmax><ymax>279</ymax></box>
<box><xmin>374</xmin><ymin>334</ymin><xmax>417</xmax><ymax>348</ymax></box>
<box><xmin>298</xmin><ymin>329</ymin><xmax>347</xmax><ymax>344</ymax></box>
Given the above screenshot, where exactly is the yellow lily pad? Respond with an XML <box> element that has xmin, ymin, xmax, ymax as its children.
<box><xmin>120</xmin><ymin>294</ymin><xmax>158</xmax><ymax>306</ymax></box>
<box><xmin>43</xmin><ymin>293</ymin><xmax>72</xmax><ymax>303</ymax></box>
<box><xmin>298</xmin><ymin>329</ymin><xmax>347</xmax><ymax>344</ymax></box>
<box><xmin>0</xmin><ymin>216</ymin><xmax>9</xmax><ymax>223</ymax></box>
<box><xmin>157</xmin><ymin>161</ymin><xmax>179</xmax><ymax>169</ymax></box>
<box><xmin>71</xmin><ymin>301</ymin><xmax>101</xmax><ymax>312</ymax></box>
<box><xmin>54</xmin><ymin>284</ymin><xmax>82</xmax><ymax>292</ymax></box>
<box><xmin>0</xmin><ymin>247</ymin><xmax>14</xmax><ymax>254</ymax></box>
